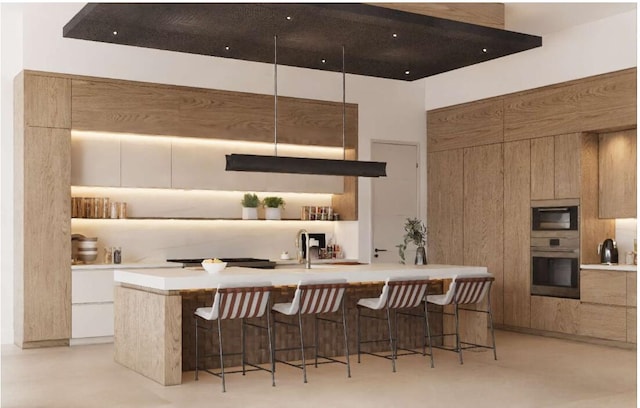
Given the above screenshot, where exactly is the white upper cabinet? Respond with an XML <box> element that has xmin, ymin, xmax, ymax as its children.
<box><xmin>121</xmin><ymin>137</ymin><xmax>171</xmax><ymax>188</ymax></box>
<box><xmin>71</xmin><ymin>134</ymin><xmax>120</xmax><ymax>187</ymax></box>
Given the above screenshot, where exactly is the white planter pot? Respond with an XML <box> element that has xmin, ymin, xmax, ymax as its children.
<box><xmin>242</xmin><ymin>207</ymin><xmax>258</xmax><ymax>220</ymax></box>
<box><xmin>265</xmin><ymin>207</ymin><xmax>281</xmax><ymax>220</ymax></box>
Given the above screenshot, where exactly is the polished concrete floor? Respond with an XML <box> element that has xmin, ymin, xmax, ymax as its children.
<box><xmin>1</xmin><ymin>330</ymin><xmax>637</xmax><ymax>408</ymax></box>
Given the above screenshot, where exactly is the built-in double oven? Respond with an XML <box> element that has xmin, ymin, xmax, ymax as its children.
<box><xmin>530</xmin><ymin>199</ymin><xmax>580</xmax><ymax>299</ymax></box>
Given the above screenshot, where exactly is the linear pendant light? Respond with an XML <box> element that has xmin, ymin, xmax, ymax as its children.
<box><xmin>225</xmin><ymin>36</ymin><xmax>387</xmax><ymax>178</ymax></box>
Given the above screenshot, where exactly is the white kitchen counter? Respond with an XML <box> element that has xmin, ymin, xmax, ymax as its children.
<box><xmin>114</xmin><ymin>263</ymin><xmax>488</xmax><ymax>291</ymax></box>
<box><xmin>581</xmin><ymin>264</ymin><xmax>637</xmax><ymax>272</ymax></box>
<box><xmin>72</xmin><ymin>262</ymin><xmax>181</xmax><ymax>270</ymax></box>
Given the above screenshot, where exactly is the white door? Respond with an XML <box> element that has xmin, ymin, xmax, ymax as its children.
<box><xmin>372</xmin><ymin>142</ymin><xmax>419</xmax><ymax>263</ymax></box>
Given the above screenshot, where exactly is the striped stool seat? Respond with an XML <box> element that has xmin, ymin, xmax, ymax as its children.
<box><xmin>426</xmin><ymin>273</ymin><xmax>497</xmax><ymax>364</ymax></box>
<box><xmin>194</xmin><ymin>281</ymin><xmax>274</xmax><ymax>392</ymax></box>
<box><xmin>272</xmin><ymin>279</ymin><xmax>351</xmax><ymax>383</ymax></box>
<box><xmin>356</xmin><ymin>276</ymin><xmax>434</xmax><ymax>372</ymax></box>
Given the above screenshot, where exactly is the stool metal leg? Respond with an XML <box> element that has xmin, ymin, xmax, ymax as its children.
<box><xmin>341</xmin><ymin>299</ymin><xmax>351</xmax><ymax>378</ymax></box>
<box><xmin>298</xmin><ymin>310</ymin><xmax>307</xmax><ymax>383</ymax></box>
<box><xmin>195</xmin><ymin>317</ymin><xmax>199</xmax><ymax>381</ymax></box>
<box><xmin>386</xmin><ymin>306</ymin><xmax>396</xmax><ymax>373</ymax></box>
<box><xmin>424</xmin><ymin>299</ymin><xmax>434</xmax><ymax>368</ymax></box>
<box><xmin>217</xmin><ymin>317</ymin><xmax>226</xmax><ymax>392</ymax></box>
<box><xmin>314</xmin><ymin>314</ymin><xmax>319</xmax><ymax>368</ymax></box>
<box><xmin>266</xmin><ymin>307</ymin><xmax>275</xmax><ymax>386</ymax></box>
<box><xmin>356</xmin><ymin>306</ymin><xmax>361</xmax><ymax>363</ymax></box>
<box><xmin>454</xmin><ymin>303</ymin><xmax>463</xmax><ymax>365</ymax></box>
<box><xmin>488</xmin><ymin>294</ymin><xmax>497</xmax><ymax>361</ymax></box>
<box><xmin>241</xmin><ymin>318</ymin><xmax>246</xmax><ymax>375</ymax></box>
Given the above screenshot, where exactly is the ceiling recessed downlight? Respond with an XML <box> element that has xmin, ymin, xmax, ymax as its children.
<box><xmin>482</xmin><ymin>48</ymin><xmax>488</xmax><ymax>53</ymax></box>
<box><xmin>392</xmin><ymin>33</ymin><xmax>398</xmax><ymax>38</ymax></box>
<box><xmin>404</xmin><ymin>70</ymin><xmax>410</xmax><ymax>75</ymax></box>
<box><xmin>112</xmin><ymin>30</ymin><xmax>118</xmax><ymax>35</ymax></box>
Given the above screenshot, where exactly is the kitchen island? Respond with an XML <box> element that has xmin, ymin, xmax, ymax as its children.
<box><xmin>113</xmin><ymin>263</ymin><xmax>489</xmax><ymax>385</ymax></box>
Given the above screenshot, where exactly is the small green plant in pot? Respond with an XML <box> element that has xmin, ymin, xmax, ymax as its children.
<box><xmin>241</xmin><ymin>193</ymin><xmax>260</xmax><ymax>220</ymax></box>
<box><xmin>262</xmin><ymin>196</ymin><xmax>285</xmax><ymax>220</ymax></box>
<box><xmin>396</xmin><ymin>217</ymin><xmax>427</xmax><ymax>265</ymax></box>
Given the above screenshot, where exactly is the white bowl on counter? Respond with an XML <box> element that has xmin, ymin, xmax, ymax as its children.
<box><xmin>202</xmin><ymin>261</ymin><xmax>227</xmax><ymax>274</ymax></box>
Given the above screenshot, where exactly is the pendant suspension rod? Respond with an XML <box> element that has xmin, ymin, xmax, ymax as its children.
<box><xmin>274</xmin><ymin>35</ymin><xmax>278</xmax><ymax>157</ymax></box>
<box><xmin>342</xmin><ymin>45</ymin><xmax>346</xmax><ymax>161</ymax></box>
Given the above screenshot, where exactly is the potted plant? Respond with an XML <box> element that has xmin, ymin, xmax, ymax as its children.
<box><xmin>241</xmin><ymin>193</ymin><xmax>260</xmax><ymax>220</ymax></box>
<box><xmin>396</xmin><ymin>217</ymin><xmax>427</xmax><ymax>265</ymax></box>
<box><xmin>262</xmin><ymin>196</ymin><xmax>285</xmax><ymax>220</ymax></box>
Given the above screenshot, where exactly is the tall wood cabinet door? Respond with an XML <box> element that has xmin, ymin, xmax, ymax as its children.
<box><xmin>427</xmin><ymin>150</ymin><xmax>463</xmax><ymax>264</ymax></box>
<box><xmin>530</xmin><ymin>136</ymin><xmax>554</xmax><ymax>200</ymax></box>
<box><xmin>24</xmin><ymin>74</ymin><xmax>71</xmax><ymax>128</ymax></box>
<box><xmin>22</xmin><ymin>127</ymin><xmax>71</xmax><ymax>343</ymax></box>
<box><xmin>503</xmin><ymin>140</ymin><xmax>531</xmax><ymax>327</ymax></box>
<box><xmin>599</xmin><ymin>129</ymin><xmax>637</xmax><ymax>218</ymax></box>
<box><xmin>554</xmin><ymin>133</ymin><xmax>581</xmax><ymax>199</ymax></box>
<box><xmin>463</xmin><ymin>144</ymin><xmax>504</xmax><ymax>324</ymax></box>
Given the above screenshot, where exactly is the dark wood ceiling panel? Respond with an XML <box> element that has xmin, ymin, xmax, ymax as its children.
<box><xmin>63</xmin><ymin>3</ymin><xmax>542</xmax><ymax>81</ymax></box>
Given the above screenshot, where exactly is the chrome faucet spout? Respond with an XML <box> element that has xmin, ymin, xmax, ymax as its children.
<box><xmin>296</xmin><ymin>229</ymin><xmax>311</xmax><ymax>269</ymax></box>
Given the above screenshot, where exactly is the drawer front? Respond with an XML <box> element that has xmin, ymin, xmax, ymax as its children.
<box><xmin>578</xmin><ymin>303</ymin><xmax>626</xmax><ymax>342</ymax></box>
<box><xmin>627</xmin><ymin>273</ymin><xmax>636</xmax><ymax>307</ymax></box>
<box><xmin>627</xmin><ymin>308</ymin><xmax>636</xmax><ymax>344</ymax></box>
<box><xmin>72</xmin><ymin>269</ymin><xmax>115</xmax><ymax>303</ymax></box>
<box><xmin>580</xmin><ymin>269</ymin><xmax>626</xmax><ymax>306</ymax></box>
<box><xmin>530</xmin><ymin>296</ymin><xmax>579</xmax><ymax>334</ymax></box>
<box><xmin>72</xmin><ymin>303</ymin><xmax>114</xmax><ymax>338</ymax></box>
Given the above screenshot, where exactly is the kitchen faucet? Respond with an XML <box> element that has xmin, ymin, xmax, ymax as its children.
<box><xmin>296</xmin><ymin>229</ymin><xmax>311</xmax><ymax>269</ymax></box>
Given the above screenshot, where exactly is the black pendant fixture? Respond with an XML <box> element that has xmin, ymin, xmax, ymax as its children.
<box><xmin>225</xmin><ymin>37</ymin><xmax>387</xmax><ymax>178</ymax></box>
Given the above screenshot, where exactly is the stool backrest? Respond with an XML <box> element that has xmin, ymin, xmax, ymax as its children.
<box><xmin>452</xmin><ymin>275</ymin><xmax>494</xmax><ymax>305</ymax></box>
<box><xmin>214</xmin><ymin>283</ymin><xmax>272</xmax><ymax>320</ymax></box>
<box><xmin>385</xmin><ymin>278</ymin><xmax>430</xmax><ymax>309</ymax></box>
<box><xmin>294</xmin><ymin>279</ymin><xmax>349</xmax><ymax>315</ymax></box>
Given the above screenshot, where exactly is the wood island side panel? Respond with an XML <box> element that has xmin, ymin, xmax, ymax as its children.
<box><xmin>114</xmin><ymin>285</ymin><xmax>182</xmax><ymax>386</ymax></box>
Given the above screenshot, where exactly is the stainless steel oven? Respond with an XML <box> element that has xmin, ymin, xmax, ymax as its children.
<box><xmin>530</xmin><ymin>201</ymin><xmax>580</xmax><ymax>299</ymax></box>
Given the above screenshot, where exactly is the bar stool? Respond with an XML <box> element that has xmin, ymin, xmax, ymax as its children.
<box><xmin>272</xmin><ymin>279</ymin><xmax>351</xmax><ymax>383</ymax></box>
<box><xmin>194</xmin><ymin>281</ymin><xmax>274</xmax><ymax>392</ymax></box>
<box><xmin>356</xmin><ymin>276</ymin><xmax>433</xmax><ymax>372</ymax></box>
<box><xmin>426</xmin><ymin>273</ymin><xmax>496</xmax><ymax>364</ymax></box>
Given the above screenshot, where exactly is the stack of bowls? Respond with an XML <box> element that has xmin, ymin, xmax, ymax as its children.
<box><xmin>77</xmin><ymin>237</ymin><xmax>98</xmax><ymax>263</ymax></box>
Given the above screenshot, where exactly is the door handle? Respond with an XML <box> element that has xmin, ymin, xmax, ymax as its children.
<box><xmin>374</xmin><ymin>248</ymin><xmax>387</xmax><ymax>253</ymax></box>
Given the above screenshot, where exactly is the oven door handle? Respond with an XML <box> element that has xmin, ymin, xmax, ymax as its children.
<box><xmin>536</xmin><ymin>207</ymin><xmax>570</xmax><ymax>212</ymax></box>
<box><xmin>531</xmin><ymin>249</ymin><xmax>579</xmax><ymax>258</ymax></box>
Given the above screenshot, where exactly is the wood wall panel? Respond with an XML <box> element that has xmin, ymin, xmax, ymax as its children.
<box><xmin>581</xmin><ymin>270</ymin><xmax>627</xmax><ymax>306</ymax></box>
<box><xmin>578</xmin><ymin>69</ymin><xmax>637</xmax><ymax>132</ymax></box>
<box><xmin>427</xmin><ymin>98</ymin><xmax>503</xmax><ymax>152</ymax></box>
<box><xmin>427</xmin><ymin>150</ymin><xmax>463</xmax><ymax>265</ymax></box>
<box><xmin>554</xmin><ymin>133</ymin><xmax>581</xmax><ymax>199</ymax></box>
<box><xmin>530</xmin><ymin>137</ymin><xmax>554</xmax><ymax>200</ymax></box>
<box><xmin>71</xmin><ymin>78</ymin><xmax>357</xmax><ymax>148</ymax></box>
<box><xmin>503</xmin><ymin>140</ymin><xmax>531</xmax><ymax>327</ymax></box>
<box><xmin>578</xmin><ymin>303</ymin><xmax>626</xmax><ymax>342</ymax></box>
<box><xmin>598</xmin><ymin>129</ymin><xmax>637</xmax><ymax>218</ymax></box>
<box><xmin>580</xmin><ymin>134</ymin><xmax>615</xmax><ymax>264</ymax></box>
<box><xmin>21</xmin><ymin>127</ymin><xmax>71</xmax><ymax>345</ymax></box>
<box><xmin>372</xmin><ymin>3</ymin><xmax>505</xmax><ymax>29</ymax></box>
<box><xmin>504</xmin><ymin>84</ymin><xmax>581</xmax><ymax>142</ymax></box>
<box><xmin>463</xmin><ymin>144</ymin><xmax>504</xmax><ymax>324</ymax></box>
<box><xmin>25</xmin><ymin>74</ymin><xmax>71</xmax><ymax>128</ymax></box>
<box><xmin>530</xmin><ymin>296</ymin><xmax>579</xmax><ymax>334</ymax></box>
<box><xmin>114</xmin><ymin>286</ymin><xmax>182</xmax><ymax>386</ymax></box>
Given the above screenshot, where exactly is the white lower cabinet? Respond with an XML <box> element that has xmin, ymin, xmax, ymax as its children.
<box><xmin>72</xmin><ymin>303</ymin><xmax>114</xmax><ymax>339</ymax></box>
<box><xmin>72</xmin><ymin>268</ymin><xmax>116</xmax><ymax>343</ymax></box>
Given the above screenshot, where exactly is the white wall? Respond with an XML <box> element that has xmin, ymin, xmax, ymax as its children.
<box><xmin>0</xmin><ymin>3</ymin><xmax>427</xmax><ymax>344</ymax></box>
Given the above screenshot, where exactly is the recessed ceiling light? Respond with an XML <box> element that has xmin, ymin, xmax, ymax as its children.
<box><xmin>482</xmin><ymin>48</ymin><xmax>488</xmax><ymax>53</ymax></box>
<box><xmin>286</xmin><ymin>16</ymin><xmax>292</xmax><ymax>20</ymax></box>
<box><xmin>404</xmin><ymin>70</ymin><xmax>410</xmax><ymax>75</ymax></box>
<box><xmin>321</xmin><ymin>59</ymin><xmax>326</xmax><ymax>64</ymax></box>
<box><xmin>392</xmin><ymin>33</ymin><xmax>398</xmax><ymax>38</ymax></box>
<box><xmin>225</xmin><ymin>46</ymin><xmax>230</xmax><ymax>51</ymax></box>
<box><xmin>112</xmin><ymin>30</ymin><xmax>118</xmax><ymax>36</ymax></box>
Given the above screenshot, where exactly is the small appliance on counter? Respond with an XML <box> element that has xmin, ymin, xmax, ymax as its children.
<box><xmin>598</xmin><ymin>238</ymin><xmax>619</xmax><ymax>264</ymax></box>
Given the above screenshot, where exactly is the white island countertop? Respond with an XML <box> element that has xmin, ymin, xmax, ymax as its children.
<box><xmin>114</xmin><ymin>263</ymin><xmax>488</xmax><ymax>291</ymax></box>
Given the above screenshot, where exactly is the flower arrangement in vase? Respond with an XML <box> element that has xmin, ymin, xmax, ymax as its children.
<box><xmin>396</xmin><ymin>217</ymin><xmax>427</xmax><ymax>264</ymax></box>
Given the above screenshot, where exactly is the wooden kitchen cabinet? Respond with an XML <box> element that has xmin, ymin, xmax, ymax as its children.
<box><xmin>627</xmin><ymin>273</ymin><xmax>636</xmax><ymax>307</ymax></box>
<box><xmin>580</xmin><ymin>269</ymin><xmax>627</xmax><ymax>306</ymax></box>
<box><xmin>627</xmin><ymin>308</ymin><xmax>636</xmax><ymax>343</ymax></box>
<box><xmin>530</xmin><ymin>295</ymin><xmax>579</xmax><ymax>334</ymax></box>
<box><xmin>578</xmin><ymin>303</ymin><xmax>627</xmax><ymax>342</ymax></box>
<box><xmin>598</xmin><ymin>129</ymin><xmax>637</xmax><ymax>219</ymax></box>
<box><xmin>530</xmin><ymin>136</ymin><xmax>554</xmax><ymax>200</ymax></box>
<box><xmin>121</xmin><ymin>137</ymin><xmax>172</xmax><ymax>188</ymax></box>
<box><xmin>71</xmin><ymin>135</ymin><xmax>121</xmax><ymax>187</ymax></box>
<box><xmin>530</xmin><ymin>133</ymin><xmax>581</xmax><ymax>200</ymax></box>
<box><xmin>24</xmin><ymin>73</ymin><xmax>71</xmax><ymax>128</ymax></box>
<box><xmin>503</xmin><ymin>140</ymin><xmax>531</xmax><ymax>327</ymax></box>
<box><xmin>463</xmin><ymin>144</ymin><xmax>504</xmax><ymax>324</ymax></box>
<box><xmin>427</xmin><ymin>149</ymin><xmax>464</xmax><ymax>265</ymax></box>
